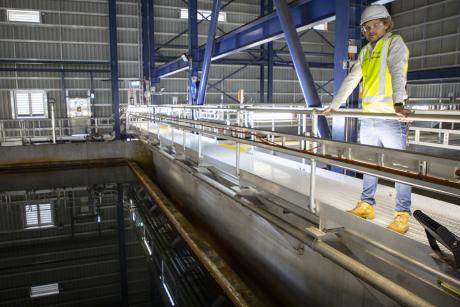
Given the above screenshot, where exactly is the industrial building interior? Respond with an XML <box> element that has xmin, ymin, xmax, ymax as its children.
<box><xmin>0</xmin><ymin>0</ymin><xmax>459</xmax><ymax>306</ymax></box>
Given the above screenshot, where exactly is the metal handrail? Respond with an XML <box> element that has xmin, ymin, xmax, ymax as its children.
<box><xmin>149</xmin><ymin>104</ymin><xmax>460</xmax><ymax>122</ymax></box>
<box><xmin>0</xmin><ymin>117</ymin><xmax>114</xmax><ymax>143</ymax></box>
<box><xmin>127</xmin><ymin>112</ymin><xmax>460</xmax><ymax>199</ymax></box>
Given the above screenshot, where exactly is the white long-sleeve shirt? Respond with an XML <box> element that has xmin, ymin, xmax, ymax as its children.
<box><xmin>330</xmin><ymin>33</ymin><xmax>409</xmax><ymax>110</ymax></box>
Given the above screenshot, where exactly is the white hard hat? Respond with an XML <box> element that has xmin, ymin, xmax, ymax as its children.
<box><xmin>360</xmin><ymin>5</ymin><xmax>390</xmax><ymax>26</ymax></box>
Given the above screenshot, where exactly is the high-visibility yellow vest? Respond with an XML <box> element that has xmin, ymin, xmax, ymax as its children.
<box><xmin>359</xmin><ymin>34</ymin><xmax>409</xmax><ymax>113</ymax></box>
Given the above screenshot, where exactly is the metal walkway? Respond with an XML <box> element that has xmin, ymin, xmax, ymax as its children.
<box><xmin>129</xmin><ymin>118</ymin><xmax>460</xmax><ymax>304</ymax></box>
<box><xmin>151</xmin><ymin>125</ymin><xmax>460</xmax><ymax>249</ymax></box>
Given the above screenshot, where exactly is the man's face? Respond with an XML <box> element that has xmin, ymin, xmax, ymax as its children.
<box><xmin>362</xmin><ymin>19</ymin><xmax>388</xmax><ymax>44</ymax></box>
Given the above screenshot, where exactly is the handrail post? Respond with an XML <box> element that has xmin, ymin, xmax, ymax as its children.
<box><xmin>309</xmin><ymin>109</ymin><xmax>318</xmax><ymax>213</ymax></box>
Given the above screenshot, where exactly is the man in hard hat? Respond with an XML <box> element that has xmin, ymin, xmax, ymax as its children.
<box><xmin>323</xmin><ymin>4</ymin><xmax>412</xmax><ymax>234</ymax></box>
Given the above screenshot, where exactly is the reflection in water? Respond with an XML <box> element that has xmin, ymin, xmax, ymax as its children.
<box><xmin>0</xmin><ymin>167</ymin><xmax>232</xmax><ymax>307</ymax></box>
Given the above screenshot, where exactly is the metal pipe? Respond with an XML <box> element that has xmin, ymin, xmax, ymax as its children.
<box><xmin>272</xmin><ymin>0</ymin><xmax>331</xmax><ymax>139</ymax></box>
<box><xmin>127</xmin><ymin>161</ymin><xmax>257</xmax><ymax>307</ymax></box>
<box><xmin>311</xmin><ymin>241</ymin><xmax>434</xmax><ymax>307</ymax></box>
<box><xmin>50</xmin><ymin>102</ymin><xmax>56</xmax><ymax>144</ymax></box>
<box><xmin>232</xmin><ymin>185</ymin><xmax>434</xmax><ymax>307</ymax></box>
<box><xmin>0</xmin><ymin>59</ymin><xmax>109</xmax><ymax>65</ymax></box>
<box><xmin>197</xmin><ymin>0</ymin><xmax>222</xmax><ymax>105</ymax></box>
<box><xmin>0</xmin><ymin>67</ymin><xmax>110</xmax><ymax>73</ymax></box>
<box><xmin>137</xmin><ymin>111</ymin><xmax>460</xmax><ymax>146</ymax></box>
<box><xmin>61</xmin><ymin>72</ymin><xmax>66</xmax><ymax>118</ymax></box>
<box><xmin>149</xmin><ymin>103</ymin><xmax>460</xmax><ymax>116</ymax></box>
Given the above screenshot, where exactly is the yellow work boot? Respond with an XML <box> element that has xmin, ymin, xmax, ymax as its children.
<box><xmin>348</xmin><ymin>201</ymin><xmax>375</xmax><ymax>220</ymax></box>
<box><xmin>387</xmin><ymin>212</ymin><xmax>410</xmax><ymax>234</ymax></box>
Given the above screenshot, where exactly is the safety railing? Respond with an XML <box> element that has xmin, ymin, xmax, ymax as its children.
<box><xmin>127</xmin><ymin>105</ymin><xmax>460</xmax><ymax>214</ymax></box>
<box><xmin>410</xmin><ymin>126</ymin><xmax>460</xmax><ymax>150</ymax></box>
<box><xmin>0</xmin><ymin>117</ymin><xmax>114</xmax><ymax>144</ymax></box>
<box><xmin>139</xmin><ymin>104</ymin><xmax>460</xmax><ymax>149</ymax></box>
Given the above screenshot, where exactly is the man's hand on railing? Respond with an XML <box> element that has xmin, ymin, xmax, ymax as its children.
<box><xmin>321</xmin><ymin>107</ymin><xmax>336</xmax><ymax>117</ymax></box>
<box><xmin>394</xmin><ymin>105</ymin><xmax>413</xmax><ymax>122</ymax></box>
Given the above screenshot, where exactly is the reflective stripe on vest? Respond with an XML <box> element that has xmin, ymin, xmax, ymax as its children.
<box><xmin>359</xmin><ymin>35</ymin><xmax>404</xmax><ymax>113</ymax></box>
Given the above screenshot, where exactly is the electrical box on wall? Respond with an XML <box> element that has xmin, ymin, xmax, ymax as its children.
<box><xmin>67</xmin><ymin>97</ymin><xmax>90</xmax><ymax>118</ymax></box>
<box><xmin>128</xmin><ymin>80</ymin><xmax>142</xmax><ymax>105</ymax></box>
<box><xmin>66</xmin><ymin>94</ymin><xmax>91</xmax><ymax>136</ymax></box>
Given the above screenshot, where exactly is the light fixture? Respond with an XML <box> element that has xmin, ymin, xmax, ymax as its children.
<box><xmin>30</xmin><ymin>283</ymin><xmax>59</xmax><ymax>298</ymax></box>
<box><xmin>179</xmin><ymin>8</ymin><xmax>227</xmax><ymax>22</ymax></box>
<box><xmin>162</xmin><ymin>280</ymin><xmax>176</xmax><ymax>306</ymax></box>
<box><xmin>143</xmin><ymin>237</ymin><xmax>153</xmax><ymax>255</ymax></box>
<box><xmin>7</xmin><ymin>9</ymin><xmax>41</xmax><ymax>23</ymax></box>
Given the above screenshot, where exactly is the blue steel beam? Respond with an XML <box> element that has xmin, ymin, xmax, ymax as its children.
<box><xmin>188</xmin><ymin>0</ymin><xmax>199</xmax><ymax>75</ymax></box>
<box><xmin>152</xmin><ymin>53</ymin><xmax>333</xmax><ymax>76</ymax></box>
<box><xmin>260</xmin><ymin>54</ymin><xmax>265</xmax><ymax>103</ymax></box>
<box><xmin>142</xmin><ymin>0</ymin><xmax>151</xmax><ymax>80</ymax></box>
<box><xmin>153</xmin><ymin>44</ymin><xmax>333</xmax><ymax>57</ymax></box>
<box><xmin>197</xmin><ymin>0</ymin><xmax>222</xmax><ymax>105</ymax></box>
<box><xmin>148</xmin><ymin>0</ymin><xmax>157</xmax><ymax>86</ymax></box>
<box><xmin>155</xmin><ymin>56</ymin><xmax>333</xmax><ymax>67</ymax></box>
<box><xmin>109</xmin><ymin>0</ymin><xmax>121</xmax><ymax>139</ymax></box>
<box><xmin>259</xmin><ymin>0</ymin><xmax>266</xmax><ymax>103</ymax></box>
<box><xmin>267</xmin><ymin>41</ymin><xmax>273</xmax><ymax>103</ymax></box>
<box><xmin>188</xmin><ymin>0</ymin><xmax>199</xmax><ymax>103</ymax></box>
<box><xmin>331</xmin><ymin>0</ymin><xmax>362</xmax><ymax>173</ymax></box>
<box><xmin>273</xmin><ymin>0</ymin><xmax>331</xmax><ymax>138</ymax></box>
<box><xmin>407</xmin><ymin>67</ymin><xmax>460</xmax><ymax>82</ymax></box>
<box><xmin>272</xmin><ymin>61</ymin><xmax>333</xmax><ymax>69</ymax></box>
<box><xmin>154</xmin><ymin>0</ymin><xmax>335</xmax><ymax>78</ymax></box>
<box><xmin>154</xmin><ymin>0</ymin><xmax>236</xmax><ymax>55</ymax></box>
<box><xmin>332</xmin><ymin>0</ymin><xmax>358</xmax><ymax>142</ymax></box>
<box><xmin>267</xmin><ymin>0</ymin><xmax>274</xmax><ymax>103</ymax></box>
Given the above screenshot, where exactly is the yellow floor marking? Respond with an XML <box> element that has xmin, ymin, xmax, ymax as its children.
<box><xmin>219</xmin><ymin>143</ymin><xmax>249</xmax><ymax>153</ymax></box>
